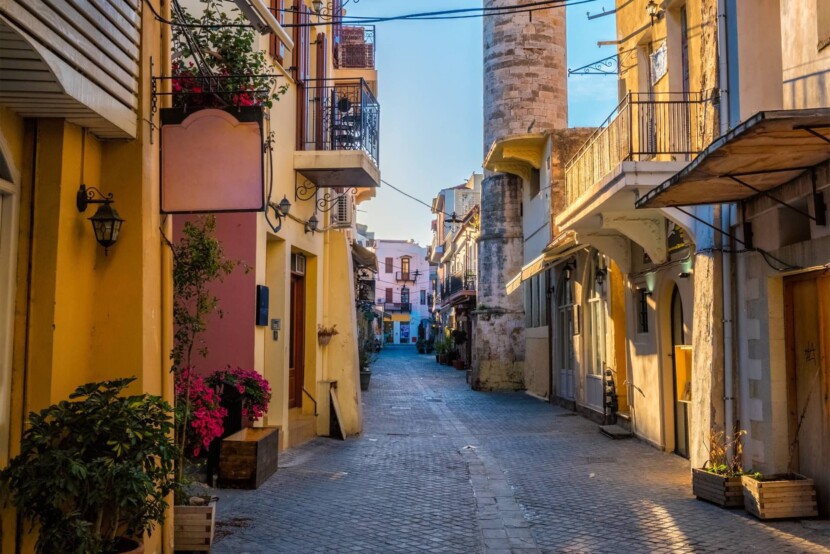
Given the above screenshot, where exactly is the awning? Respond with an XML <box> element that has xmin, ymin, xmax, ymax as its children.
<box><xmin>352</xmin><ymin>242</ymin><xmax>378</xmax><ymax>272</ymax></box>
<box><xmin>637</xmin><ymin>109</ymin><xmax>830</xmax><ymax>209</ymax></box>
<box><xmin>505</xmin><ymin>232</ymin><xmax>586</xmax><ymax>295</ymax></box>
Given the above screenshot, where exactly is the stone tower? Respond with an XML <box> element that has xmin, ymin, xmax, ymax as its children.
<box><xmin>472</xmin><ymin>1</ymin><xmax>568</xmax><ymax>390</ymax></box>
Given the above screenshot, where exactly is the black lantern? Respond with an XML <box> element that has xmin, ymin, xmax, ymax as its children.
<box><xmin>267</xmin><ymin>195</ymin><xmax>292</xmax><ymax>233</ymax></box>
<box><xmin>305</xmin><ymin>213</ymin><xmax>319</xmax><ymax>235</ymax></box>
<box><xmin>77</xmin><ymin>184</ymin><xmax>124</xmax><ymax>255</ymax></box>
<box><xmin>645</xmin><ymin>0</ymin><xmax>661</xmax><ymax>25</ymax></box>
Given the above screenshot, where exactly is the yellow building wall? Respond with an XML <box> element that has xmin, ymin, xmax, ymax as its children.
<box><xmin>322</xmin><ymin>230</ymin><xmax>363</xmax><ymax>434</ymax></box>
<box><xmin>2</xmin><ymin>2</ymin><xmax>172</xmax><ymax>551</ymax></box>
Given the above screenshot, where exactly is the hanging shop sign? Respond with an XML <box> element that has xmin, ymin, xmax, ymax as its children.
<box><xmin>161</xmin><ymin>107</ymin><xmax>265</xmax><ymax>213</ymax></box>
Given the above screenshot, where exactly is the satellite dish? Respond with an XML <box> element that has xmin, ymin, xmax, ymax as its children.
<box><xmin>337</xmin><ymin>97</ymin><xmax>352</xmax><ymax>113</ymax></box>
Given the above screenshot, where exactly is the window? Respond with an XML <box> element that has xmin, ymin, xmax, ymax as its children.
<box><xmin>528</xmin><ymin>169</ymin><xmax>541</xmax><ymax>199</ymax></box>
<box><xmin>385</xmin><ymin>257</ymin><xmax>393</xmax><ymax>273</ymax></box>
<box><xmin>270</xmin><ymin>0</ymin><xmax>285</xmax><ymax>65</ymax></box>
<box><xmin>420</xmin><ymin>290</ymin><xmax>426</xmax><ymax>305</ymax></box>
<box><xmin>385</xmin><ymin>288</ymin><xmax>393</xmax><ymax>303</ymax></box>
<box><xmin>638</xmin><ymin>289</ymin><xmax>650</xmax><ymax>333</ymax></box>
<box><xmin>401</xmin><ymin>286</ymin><xmax>409</xmax><ymax>304</ymax></box>
<box><xmin>524</xmin><ymin>274</ymin><xmax>548</xmax><ymax>328</ymax></box>
<box><xmin>401</xmin><ymin>257</ymin><xmax>410</xmax><ymax>274</ymax></box>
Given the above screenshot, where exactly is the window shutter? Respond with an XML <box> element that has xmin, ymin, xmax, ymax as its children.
<box><xmin>270</xmin><ymin>0</ymin><xmax>285</xmax><ymax>65</ymax></box>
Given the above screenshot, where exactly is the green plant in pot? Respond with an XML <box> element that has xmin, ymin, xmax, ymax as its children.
<box><xmin>0</xmin><ymin>378</ymin><xmax>179</xmax><ymax>554</ymax></box>
<box><xmin>692</xmin><ymin>428</ymin><xmax>747</xmax><ymax>508</ymax></box>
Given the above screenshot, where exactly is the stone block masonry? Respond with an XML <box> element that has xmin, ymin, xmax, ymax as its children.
<box><xmin>472</xmin><ymin>173</ymin><xmax>525</xmax><ymax>391</ymax></box>
<box><xmin>483</xmin><ymin>0</ymin><xmax>567</xmax><ymax>152</ymax></box>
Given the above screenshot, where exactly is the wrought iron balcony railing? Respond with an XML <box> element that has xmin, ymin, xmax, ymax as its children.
<box><xmin>384</xmin><ymin>302</ymin><xmax>411</xmax><ymax>313</ymax></box>
<box><xmin>441</xmin><ymin>273</ymin><xmax>476</xmax><ymax>304</ymax></box>
<box><xmin>565</xmin><ymin>92</ymin><xmax>710</xmax><ymax>205</ymax></box>
<box><xmin>395</xmin><ymin>271</ymin><xmax>420</xmax><ymax>283</ymax></box>
<box><xmin>301</xmin><ymin>78</ymin><xmax>380</xmax><ymax>166</ymax></box>
<box><xmin>334</xmin><ymin>26</ymin><xmax>375</xmax><ymax>70</ymax></box>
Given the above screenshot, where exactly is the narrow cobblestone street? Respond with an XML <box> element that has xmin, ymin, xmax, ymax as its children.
<box><xmin>212</xmin><ymin>347</ymin><xmax>830</xmax><ymax>553</ymax></box>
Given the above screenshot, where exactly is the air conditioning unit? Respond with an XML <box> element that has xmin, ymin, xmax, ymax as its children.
<box><xmin>330</xmin><ymin>193</ymin><xmax>353</xmax><ymax>229</ymax></box>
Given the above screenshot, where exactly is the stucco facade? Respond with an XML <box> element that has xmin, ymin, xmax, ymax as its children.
<box><xmin>374</xmin><ymin>240</ymin><xmax>430</xmax><ymax>345</ymax></box>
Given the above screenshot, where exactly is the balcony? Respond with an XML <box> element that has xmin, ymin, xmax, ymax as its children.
<box><xmin>383</xmin><ymin>302</ymin><xmax>411</xmax><ymax>313</ymax></box>
<box><xmin>556</xmin><ymin>92</ymin><xmax>713</xmax><ymax>271</ymax></box>
<box><xmin>565</xmin><ymin>92</ymin><xmax>706</xmax><ymax>205</ymax></box>
<box><xmin>440</xmin><ymin>272</ymin><xmax>476</xmax><ymax>307</ymax></box>
<box><xmin>294</xmin><ymin>78</ymin><xmax>380</xmax><ymax>189</ymax></box>
<box><xmin>334</xmin><ymin>26</ymin><xmax>375</xmax><ymax>69</ymax></box>
<box><xmin>395</xmin><ymin>271</ymin><xmax>420</xmax><ymax>283</ymax></box>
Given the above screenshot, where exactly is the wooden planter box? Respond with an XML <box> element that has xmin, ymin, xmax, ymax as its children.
<box><xmin>742</xmin><ymin>473</ymin><xmax>818</xmax><ymax>519</ymax></box>
<box><xmin>218</xmin><ymin>427</ymin><xmax>279</xmax><ymax>489</ymax></box>
<box><xmin>692</xmin><ymin>469</ymin><xmax>743</xmax><ymax>507</ymax></box>
<box><xmin>174</xmin><ymin>500</ymin><xmax>216</xmax><ymax>551</ymax></box>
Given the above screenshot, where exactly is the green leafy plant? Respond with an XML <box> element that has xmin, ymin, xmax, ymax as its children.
<box><xmin>172</xmin><ymin>0</ymin><xmax>288</xmax><ymax>109</ymax></box>
<box><xmin>704</xmin><ymin>428</ymin><xmax>747</xmax><ymax>477</ymax></box>
<box><xmin>0</xmin><ymin>379</ymin><xmax>179</xmax><ymax>554</ymax></box>
<box><xmin>359</xmin><ymin>339</ymin><xmax>378</xmax><ymax>371</ymax></box>
<box><xmin>169</xmin><ymin>215</ymin><xmax>237</xmax><ymax>495</ymax></box>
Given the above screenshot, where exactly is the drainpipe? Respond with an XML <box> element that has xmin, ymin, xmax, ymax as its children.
<box><xmin>717</xmin><ymin>0</ymin><xmax>736</xmax><ymax>447</ymax></box>
<box><xmin>717</xmin><ymin>0</ymin><xmax>730</xmax><ymax>134</ymax></box>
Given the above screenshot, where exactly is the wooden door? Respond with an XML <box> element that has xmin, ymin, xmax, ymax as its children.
<box><xmin>785</xmin><ymin>273</ymin><xmax>830</xmax><ymax>515</ymax></box>
<box><xmin>289</xmin><ymin>274</ymin><xmax>306</xmax><ymax>408</ymax></box>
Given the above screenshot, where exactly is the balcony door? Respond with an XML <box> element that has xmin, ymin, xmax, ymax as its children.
<box><xmin>401</xmin><ymin>257</ymin><xmax>410</xmax><ymax>281</ymax></box>
<box><xmin>400</xmin><ymin>286</ymin><xmax>409</xmax><ymax>307</ymax></box>
<box><xmin>289</xmin><ymin>272</ymin><xmax>306</xmax><ymax>409</ymax></box>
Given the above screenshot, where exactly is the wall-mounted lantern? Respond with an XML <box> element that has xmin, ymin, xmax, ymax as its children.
<box><xmin>645</xmin><ymin>0</ymin><xmax>662</xmax><ymax>26</ymax></box>
<box><xmin>595</xmin><ymin>266</ymin><xmax>607</xmax><ymax>287</ymax></box>
<box><xmin>267</xmin><ymin>195</ymin><xmax>292</xmax><ymax>233</ymax></box>
<box><xmin>76</xmin><ymin>184</ymin><xmax>124</xmax><ymax>255</ymax></box>
<box><xmin>305</xmin><ymin>213</ymin><xmax>319</xmax><ymax>235</ymax></box>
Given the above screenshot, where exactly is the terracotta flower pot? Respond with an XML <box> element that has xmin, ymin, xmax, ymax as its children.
<box><xmin>318</xmin><ymin>334</ymin><xmax>333</xmax><ymax>346</ymax></box>
<box><xmin>111</xmin><ymin>538</ymin><xmax>144</xmax><ymax>554</ymax></box>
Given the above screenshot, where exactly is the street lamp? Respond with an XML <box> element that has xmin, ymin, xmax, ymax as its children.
<box><xmin>305</xmin><ymin>213</ymin><xmax>319</xmax><ymax>234</ymax></box>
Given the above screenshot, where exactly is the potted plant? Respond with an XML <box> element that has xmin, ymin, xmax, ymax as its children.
<box><xmin>171</xmin><ymin>0</ymin><xmax>288</xmax><ymax>110</ymax></box>
<box><xmin>173</xmin><ymin>369</ymin><xmax>224</xmax><ymax>550</ymax></box>
<box><xmin>0</xmin><ymin>379</ymin><xmax>179</xmax><ymax>554</ymax></box>
<box><xmin>742</xmin><ymin>380</ymin><xmax>819</xmax><ymax>519</ymax></box>
<box><xmin>692</xmin><ymin>429</ymin><xmax>746</xmax><ymax>508</ymax></box>
<box><xmin>206</xmin><ymin>367</ymin><xmax>272</xmax><ymax>426</ymax></box>
<box><xmin>359</xmin><ymin>341</ymin><xmax>376</xmax><ymax>391</ymax></box>
<box><xmin>168</xmin><ymin>215</ymin><xmax>236</xmax><ymax>550</ymax></box>
<box><xmin>318</xmin><ymin>324</ymin><xmax>339</xmax><ymax>346</ymax></box>
<box><xmin>434</xmin><ymin>337</ymin><xmax>448</xmax><ymax>364</ymax></box>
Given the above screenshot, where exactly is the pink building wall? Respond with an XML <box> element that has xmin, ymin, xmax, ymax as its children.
<box><xmin>173</xmin><ymin>212</ymin><xmax>257</xmax><ymax>375</ymax></box>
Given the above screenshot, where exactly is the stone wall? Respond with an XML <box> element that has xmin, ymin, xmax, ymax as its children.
<box><xmin>472</xmin><ymin>173</ymin><xmax>525</xmax><ymax>390</ymax></box>
<box><xmin>483</xmin><ymin>0</ymin><xmax>567</xmax><ymax>153</ymax></box>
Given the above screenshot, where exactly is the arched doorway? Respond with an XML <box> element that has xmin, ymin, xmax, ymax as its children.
<box><xmin>670</xmin><ymin>285</ymin><xmax>690</xmax><ymax>458</ymax></box>
<box><xmin>556</xmin><ymin>267</ymin><xmax>576</xmax><ymax>401</ymax></box>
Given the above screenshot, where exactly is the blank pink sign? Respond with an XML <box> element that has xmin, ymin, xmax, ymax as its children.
<box><xmin>161</xmin><ymin>109</ymin><xmax>264</xmax><ymax>213</ymax></box>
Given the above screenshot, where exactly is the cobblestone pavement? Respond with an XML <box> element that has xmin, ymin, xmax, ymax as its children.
<box><xmin>211</xmin><ymin>347</ymin><xmax>830</xmax><ymax>553</ymax></box>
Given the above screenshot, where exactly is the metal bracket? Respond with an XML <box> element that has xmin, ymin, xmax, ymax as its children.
<box><xmin>726</xmin><ymin>174</ymin><xmax>818</xmax><ymax>222</ymax></box>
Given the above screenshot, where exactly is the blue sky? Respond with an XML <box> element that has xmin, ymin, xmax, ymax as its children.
<box><xmin>349</xmin><ymin>0</ymin><xmax>618</xmax><ymax>245</ymax></box>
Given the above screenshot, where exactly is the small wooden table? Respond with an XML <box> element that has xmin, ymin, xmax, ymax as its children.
<box><xmin>218</xmin><ymin>426</ymin><xmax>280</xmax><ymax>489</ymax></box>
